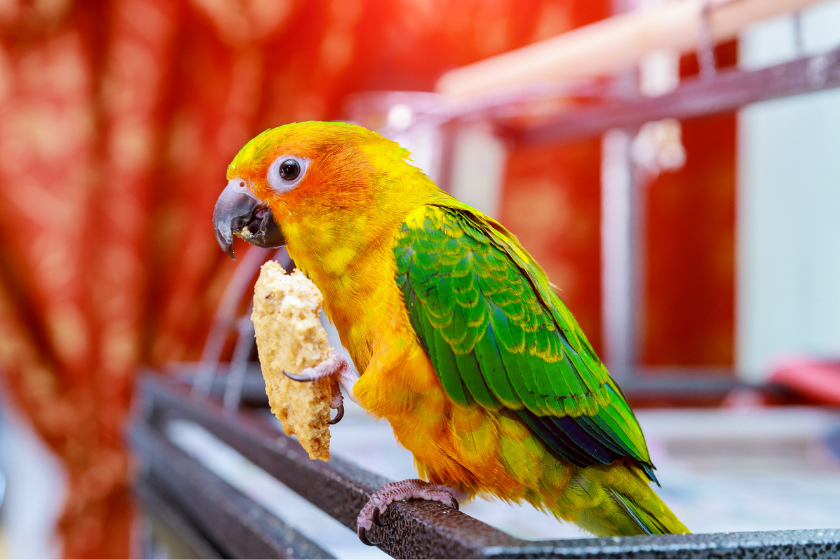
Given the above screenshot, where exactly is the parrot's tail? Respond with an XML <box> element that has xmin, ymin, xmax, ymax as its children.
<box><xmin>552</xmin><ymin>463</ymin><xmax>690</xmax><ymax>537</ymax></box>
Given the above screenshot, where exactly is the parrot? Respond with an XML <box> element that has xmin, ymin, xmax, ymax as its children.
<box><xmin>212</xmin><ymin>121</ymin><xmax>689</xmax><ymax>544</ymax></box>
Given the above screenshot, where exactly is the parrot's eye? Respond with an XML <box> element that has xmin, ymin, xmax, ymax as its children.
<box><xmin>267</xmin><ymin>155</ymin><xmax>309</xmax><ymax>193</ymax></box>
<box><xmin>279</xmin><ymin>160</ymin><xmax>300</xmax><ymax>180</ymax></box>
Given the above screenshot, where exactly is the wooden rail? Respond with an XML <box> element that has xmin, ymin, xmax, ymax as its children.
<box><xmin>437</xmin><ymin>0</ymin><xmax>825</xmax><ymax>98</ymax></box>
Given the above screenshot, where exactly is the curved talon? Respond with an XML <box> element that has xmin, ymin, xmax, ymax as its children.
<box><xmin>371</xmin><ymin>506</ymin><xmax>386</xmax><ymax>527</ymax></box>
<box><xmin>451</xmin><ymin>497</ymin><xmax>459</xmax><ymax>511</ymax></box>
<box><xmin>283</xmin><ymin>369</ymin><xmax>316</xmax><ymax>382</ymax></box>
<box><xmin>357</xmin><ymin>527</ymin><xmax>380</xmax><ymax>547</ymax></box>
<box><xmin>328</xmin><ymin>403</ymin><xmax>344</xmax><ymax>425</ymax></box>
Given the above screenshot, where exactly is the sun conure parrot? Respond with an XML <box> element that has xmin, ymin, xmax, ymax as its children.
<box><xmin>212</xmin><ymin>121</ymin><xmax>689</xmax><ymax>544</ymax></box>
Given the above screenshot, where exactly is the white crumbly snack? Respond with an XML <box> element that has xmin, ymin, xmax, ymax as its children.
<box><xmin>252</xmin><ymin>261</ymin><xmax>334</xmax><ymax>461</ymax></box>
<box><xmin>234</xmin><ymin>227</ymin><xmax>253</xmax><ymax>240</ymax></box>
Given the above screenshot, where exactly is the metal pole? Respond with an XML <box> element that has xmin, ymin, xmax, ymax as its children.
<box><xmin>223</xmin><ymin>313</ymin><xmax>255</xmax><ymax>415</ymax></box>
<box><xmin>191</xmin><ymin>247</ymin><xmax>270</xmax><ymax>400</ymax></box>
<box><xmin>601</xmin><ymin>129</ymin><xmax>641</xmax><ymax>382</ymax></box>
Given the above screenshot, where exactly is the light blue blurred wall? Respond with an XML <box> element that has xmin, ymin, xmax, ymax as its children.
<box><xmin>0</xmin><ymin>386</ymin><xmax>65</xmax><ymax>559</ymax></box>
<box><xmin>738</xmin><ymin>0</ymin><xmax>840</xmax><ymax>381</ymax></box>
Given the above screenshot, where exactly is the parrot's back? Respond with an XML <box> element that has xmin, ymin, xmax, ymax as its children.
<box><xmin>352</xmin><ymin>200</ymin><xmax>688</xmax><ymax>537</ymax></box>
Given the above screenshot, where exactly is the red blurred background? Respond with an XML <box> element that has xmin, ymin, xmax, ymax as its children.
<box><xmin>0</xmin><ymin>0</ymin><xmax>735</xmax><ymax>556</ymax></box>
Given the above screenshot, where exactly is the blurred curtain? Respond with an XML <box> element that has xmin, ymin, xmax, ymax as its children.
<box><xmin>0</xmin><ymin>0</ymin><xmax>599</xmax><ymax>556</ymax></box>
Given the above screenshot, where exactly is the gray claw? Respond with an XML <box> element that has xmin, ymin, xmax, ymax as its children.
<box><xmin>372</xmin><ymin>506</ymin><xmax>386</xmax><ymax>527</ymax></box>
<box><xmin>328</xmin><ymin>403</ymin><xmax>344</xmax><ymax>425</ymax></box>
<box><xmin>451</xmin><ymin>497</ymin><xmax>459</xmax><ymax>511</ymax></box>
<box><xmin>283</xmin><ymin>369</ymin><xmax>314</xmax><ymax>382</ymax></box>
<box><xmin>358</xmin><ymin>527</ymin><xmax>379</xmax><ymax>546</ymax></box>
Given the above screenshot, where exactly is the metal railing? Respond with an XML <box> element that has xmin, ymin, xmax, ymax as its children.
<box><xmin>132</xmin><ymin>375</ymin><xmax>840</xmax><ymax>558</ymax></box>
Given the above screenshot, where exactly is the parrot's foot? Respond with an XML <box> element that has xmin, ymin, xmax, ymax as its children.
<box><xmin>356</xmin><ymin>479</ymin><xmax>461</xmax><ymax>546</ymax></box>
<box><xmin>284</xmin><ymin>350</ymin><xmax>360</xmax><ymax>424</ymax></box>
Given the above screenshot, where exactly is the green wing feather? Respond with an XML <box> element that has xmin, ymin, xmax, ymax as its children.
<box><xmin>394</xmin><ymin>202</ymin><xmax>655</xmax><ymax>478</ymax></box>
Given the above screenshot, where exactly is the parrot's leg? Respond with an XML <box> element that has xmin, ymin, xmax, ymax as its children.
<box><xmin>284</xmin><ymin>349</ymin><xmax>361</xmax><ymax>409</ymax></box>
<box><xmin>356</xmin><ymin>479</ymin><xmax>463</xmax><ymax>546</ymax></box>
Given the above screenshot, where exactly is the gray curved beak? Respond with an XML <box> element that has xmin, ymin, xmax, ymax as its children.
<box><xmin>213</xmin><ymin>181</ymin><xmax>286</xmax><ymax>260</ymax></box>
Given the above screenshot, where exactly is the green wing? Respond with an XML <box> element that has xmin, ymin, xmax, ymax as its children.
<box><xmin>394</xmin><ymin>202</ymin><xmax>656</xmax><ymax>478</ymax></box>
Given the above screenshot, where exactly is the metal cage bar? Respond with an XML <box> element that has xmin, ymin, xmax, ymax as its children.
<box><xmin>514</xmin><ymin>44</ymin><xmax>840</xmax><ymax>146</ymax></box>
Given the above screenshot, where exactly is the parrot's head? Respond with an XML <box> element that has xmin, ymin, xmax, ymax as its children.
<box><xmin>213</xmin><ymin>121</ymin><xmax>432</xmax><ymax>261</ymax></box>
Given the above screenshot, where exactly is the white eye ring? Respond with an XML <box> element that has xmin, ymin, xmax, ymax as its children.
<box><xmin>267</xmin><ymin>155</ymin><xmax>310</xmax><ymax>193</ymax></box>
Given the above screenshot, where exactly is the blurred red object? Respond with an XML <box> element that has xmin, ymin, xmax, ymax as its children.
<box><xmin>770</xmin><ymin>358</ymin><xmax>840</xmax><ymax>407</ymax></box>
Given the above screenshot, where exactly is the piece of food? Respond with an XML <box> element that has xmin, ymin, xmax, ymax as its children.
<box><xmin>252</xmin><ymin>261</ymin><xmax>333</xmax><ymax>461</ymax></box>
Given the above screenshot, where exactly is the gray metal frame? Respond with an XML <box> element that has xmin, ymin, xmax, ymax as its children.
<box><xmin>514</xmin><ymin>45</ymin><xmax>840</xmax><ymax>146</ymax></box>
<box><xmin>133</xmin><ymin>376</ymin><xmax>840</xmax><ymax>558</ymax></box>
<box><xmin>519</xmin><ymin>45</ymin><xmax>840</xmax><ymax>388</ymax></box>
<box><xmin>518</xmin><ymin>44</ymin><xmax>840</xmax><ymax>388</ymax></box>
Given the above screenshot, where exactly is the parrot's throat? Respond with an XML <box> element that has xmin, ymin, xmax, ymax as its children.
<box><xmin>279</xmin><ymin>164</ymin><xmax>441</xmax><ymax>368</ymax></box>
<box><xmin>285</xmin><ymin>218</ymin><xmax>406</xmax><ymax>373</ymax></box>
